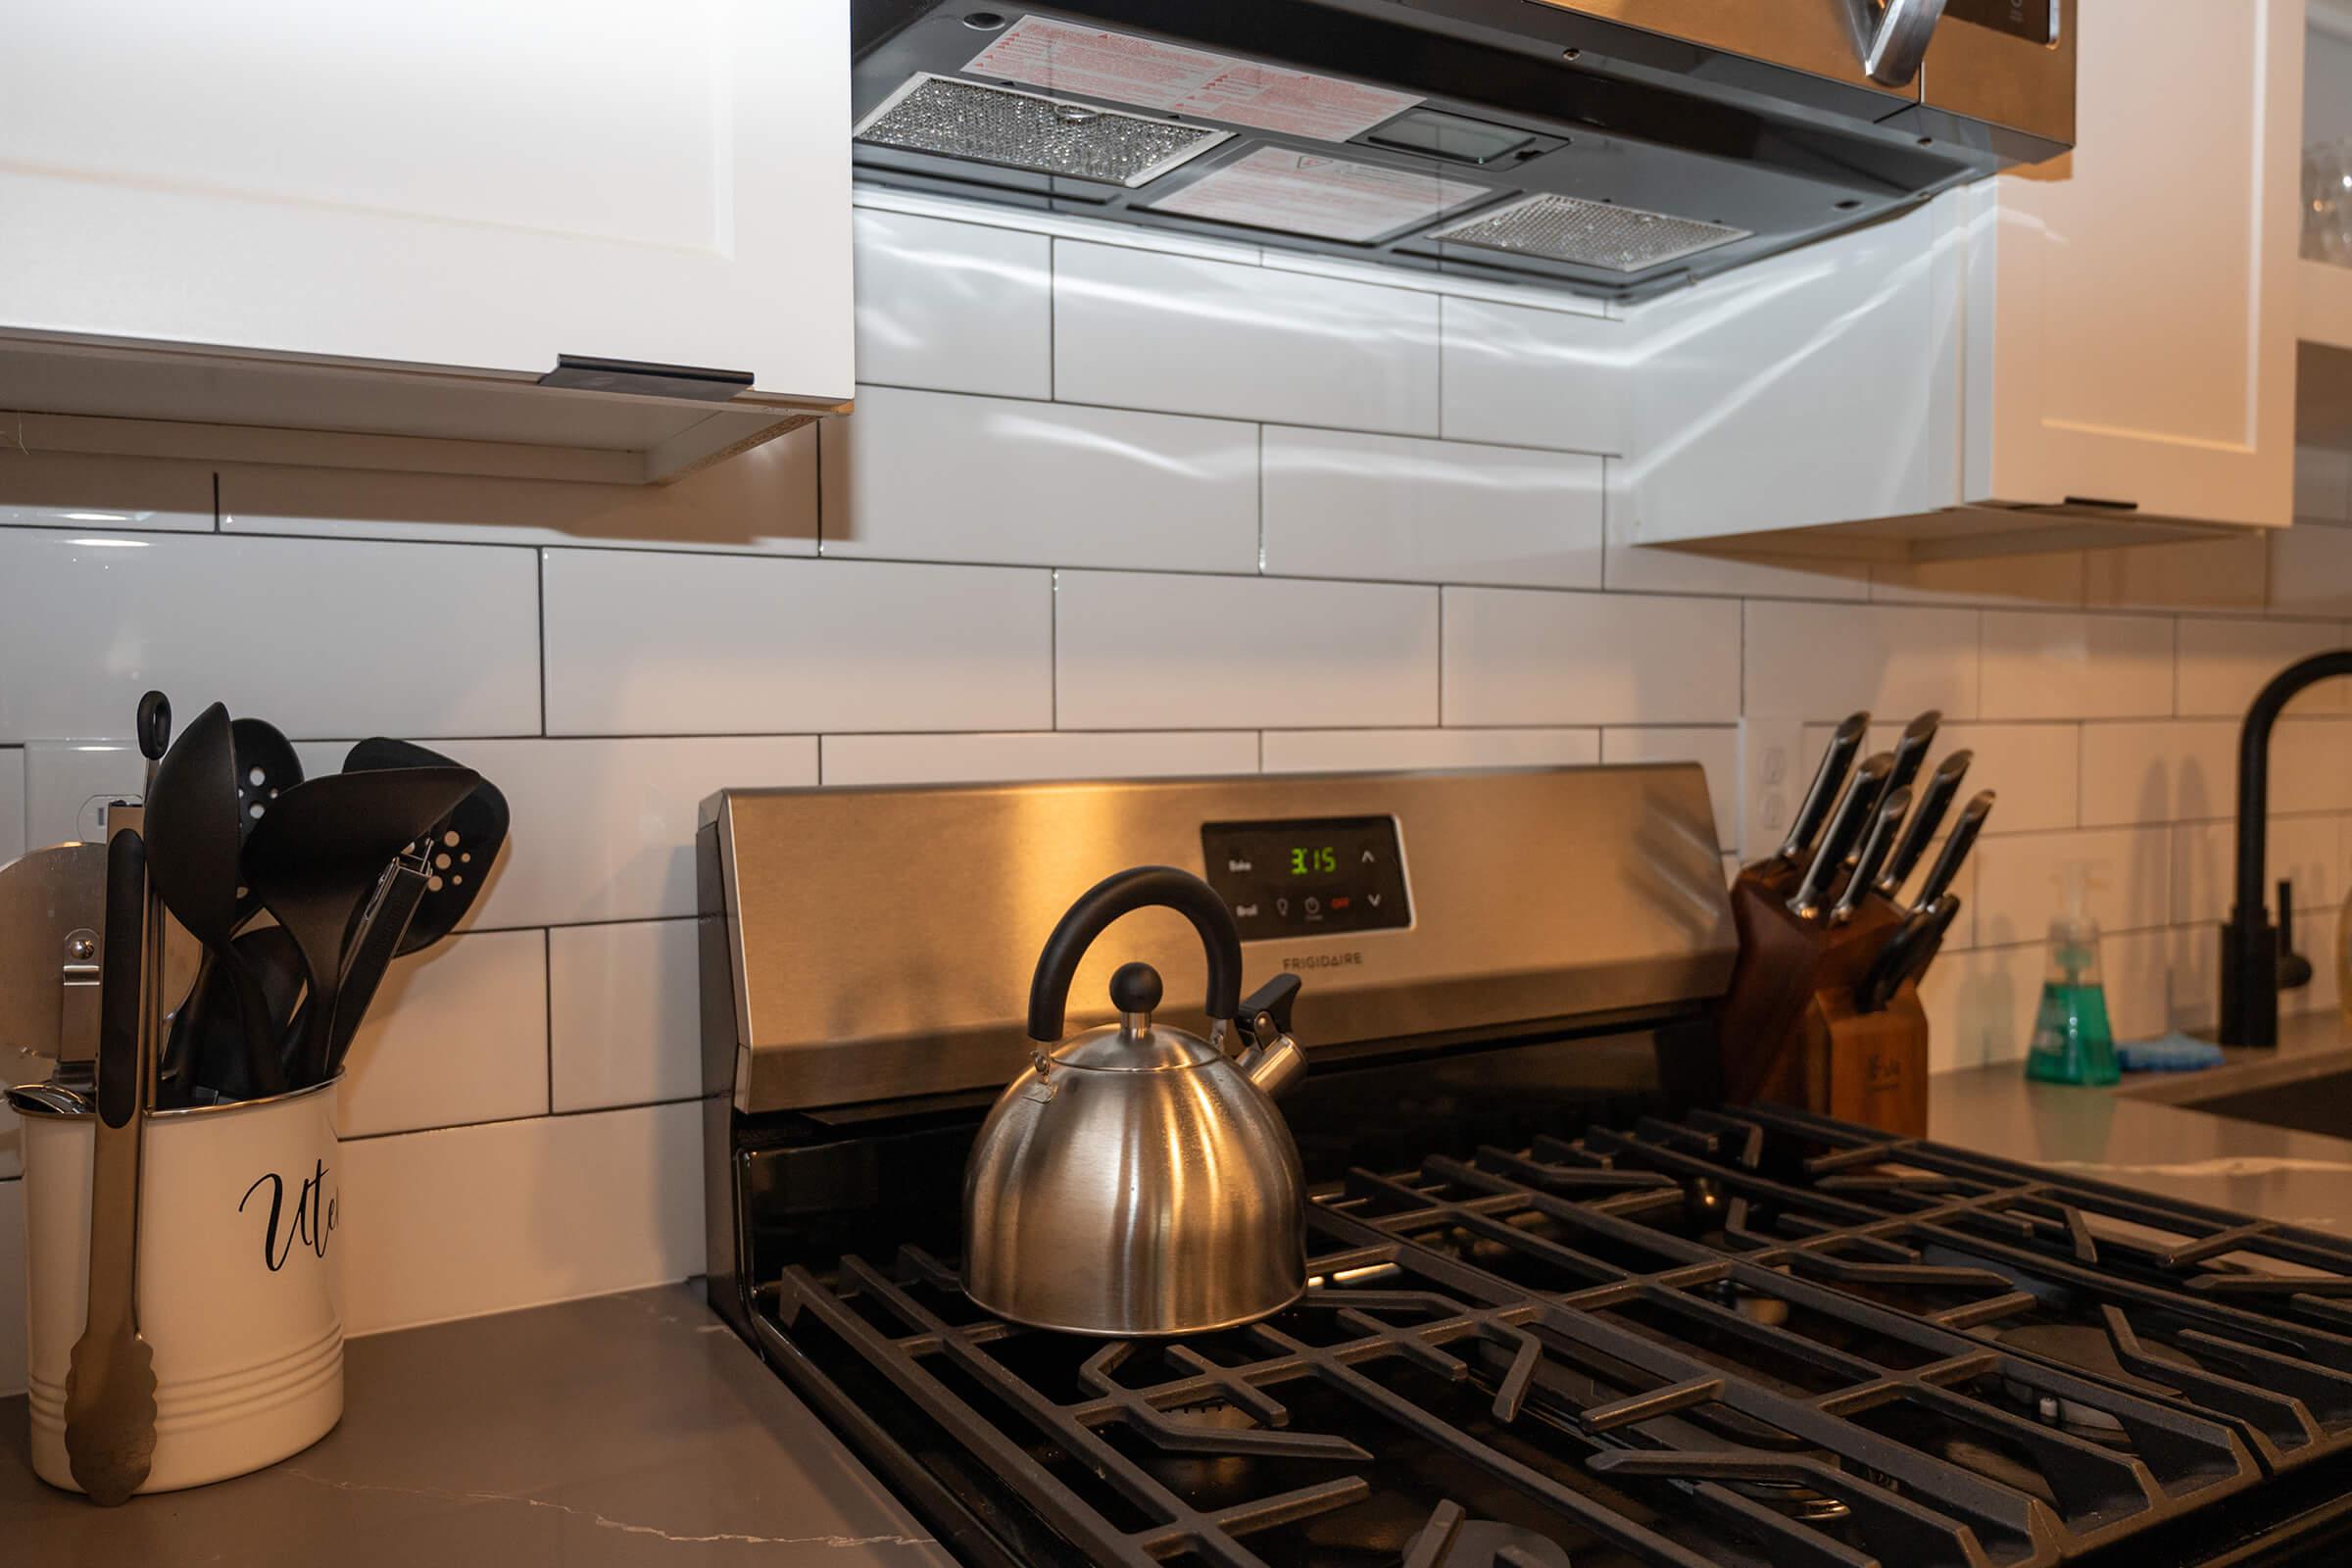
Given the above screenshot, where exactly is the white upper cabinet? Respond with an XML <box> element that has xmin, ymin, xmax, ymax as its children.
<box><xmin>1963</xmin><ymin>0</ymin><xmax>2300</xmax><ymax>529</ymax></box>
<box><xmin>0</xmin><ymin>1</ymin><xmax>851</xmax><ymax>483</ymax></box>
<box><xmin>1623</xmin><ymin>0</ymin><xmax>2303</xmax><ymax>557</ymax></box>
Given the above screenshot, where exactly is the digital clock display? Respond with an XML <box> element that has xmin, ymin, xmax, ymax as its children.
<box><xmin>1200</xmin><ymin>815</ymin><xmax>1411</xmax><ymax>941</ymax></box>
<box><xmin>1288</xmin><ymin>846</ymin><xmax>1339</xmax><ymax>878</ymax></box>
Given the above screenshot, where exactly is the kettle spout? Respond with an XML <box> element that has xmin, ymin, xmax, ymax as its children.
<box><xmin>1237</xmin><ymin>1033</ymin><xmax>1306</xmax><ymax>1100</ymax></box>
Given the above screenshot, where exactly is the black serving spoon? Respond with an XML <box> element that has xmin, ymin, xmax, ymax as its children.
<box><xmin>146</xmin><ymin>703</ymin><xmax>285</xmax><ymax>1097</ymax></box>
<box><xmin>243</xmin><ymin>765</ymin><xmax>479</xmax><ymax>1087</ymax></box>
<box><xmin>230</xmin><ymin>716</ymin><xmax>303</xmax><ymax>845</ymax></box>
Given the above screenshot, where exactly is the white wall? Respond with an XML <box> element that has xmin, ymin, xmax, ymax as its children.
<box><xmin>8</xmin><ymin>189</ymin><xmax>2352</xmax><ymax>1392</ymax></box>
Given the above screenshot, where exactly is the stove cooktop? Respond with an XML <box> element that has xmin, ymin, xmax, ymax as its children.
<box><xmin>750</xmin><ymin>1105</ymin><xmax>2352</xmax><ymax>1568</ymax></box>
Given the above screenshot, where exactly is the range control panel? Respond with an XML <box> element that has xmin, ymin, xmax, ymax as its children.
<box><xmin>1200</xmin><ymin>815</ymin><xmax>1411</xmax><ymax>941</ymax></box>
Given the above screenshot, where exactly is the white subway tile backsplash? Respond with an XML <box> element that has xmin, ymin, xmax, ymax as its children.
<box><xmin>1971</xmin><ymin>826</ymin><xmax>2173</xmax><ymax>948</ymax></box>
<box><xmin>336</xmin><ymin>929</ymin><xmax>549</xmax><ymax>1139</ymax></box>
<box><xmin>2079</xmin><ymin>720</ymin><xmax>2236</xmax><ymax>826</ymax></box>
<box><xmin>219</xmin><ymin>431</ymin><xmax>817</xmax><ymax>554</ymax></box>
<box><xmin>549</xmin><ymin>920</ymin><xmax>702</xmax><ymax>1114</ymax></box>
<box><xmin>1262</xmin><ymin>726</ymin><xmax>1599</xmax><ymax>775</ymax></box>
<box><xmin>2269</xmin><ymin>521</ymin><xmax>2352</xmax><ymax>617</ymax></box>
<box><xmin>2172</xmin><ymin>815</ymin><xmax>2342</xmax><ymax>925</ymax></box>
<box><xmin>0</xmin><ymin>530</ymin><xmax>540</xmax><ymax>744</ymax></box>
<box><xmin>824</xmin><ymin>730</ymin><xmax>1259</xmax><ymax>786</ymax></box>
<box><xmin>409</xmin><ymin>736</ymin><xmax>815</xmax><ymax>928</ymax></box>
<box><xmin>852</xmin><ymin>208</ymin><xmax>1052</xmax><ymax>398</ymax></box>
<box><xmin>21</xmin><ymin>742</ymin><xmax>140</xmax><ymax>849</ymax></box>
<box><xmin>1742</xmin><ymin>602</ymin><xmax>1979</xmax><ymax>721</ymax></box>
<box><xmin>2083</xmin><ymin>535</ymin><xmax>2268</xmax><ymax>613</ymax></box>
<box><xmin>1440</xmin><ymin>297</ymin><xmax>1620</xmax><ymax>454</ymax></box>
<box><xmin>1980</xmin><ymin>611</ymin><xmax>2172</xmax><ymax>720</ymax></box>
<box><xmin>0</xmin><ymin>450</ymin><xmax>213</xmax><ymax>532</ymax></box>
<box><xmin>1056</xmin><ymin>571</ymin><xmax>1438</xmax><ymax>730</ymax></box>
<box><xmin>541</xmin><ymin>551</ymin><xmax>1053</xmax><ymax>736</ymax></box>
<box><xmin>1598</xmin><ymin>727</ymin><xmax>1740</xmax><ymax>849</ymax></box>
<box><xmin>1261</xmin><ymin>427</ymin><xmax>1601</xmax><ymax>589</ymax></box>
<box><xmin>1054</xmin><ymin>240</ymin><xmax>1440</xmax><ymax>434</ymax></box>
<box><xmin>1446</xmin><ymin>588</ymin><xmax>1740</xmax><ymax>726</ymax></box>
<box><xmin>1806</xmin><ymin>720</ymin><xmax>2078</xmax><ymax>838</ymax></box>
<box><xmin>2177</xmin><ymin>618</ymin><xmax>2352</xmax><ymax>716</ymax></box>
<box><xmin>821</xmin><ymin>386</ymin><xmax>1257</xmax><ymax>571</ymax></box>
<box><xmin>341</xmin><ymin>1101</ymin><xmax>702</xmax><ymax>1335</ymax></box>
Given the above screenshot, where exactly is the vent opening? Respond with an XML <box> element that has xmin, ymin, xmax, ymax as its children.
<box><xmin>1428</xmin><ymin>194</ymin><xmax>1750</xmax><ymax>272</ymax></box>
<box><xmin>853</xmin><ymin>74</ymin><xmax>1231</xmax><ymax>189</ymax></box>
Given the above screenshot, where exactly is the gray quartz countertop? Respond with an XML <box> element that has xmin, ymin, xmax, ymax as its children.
<box><xmin>1931</xmin><ymin>1009</ymin><xmax>2352</xmax><ymax>1236</ymax></box>
<box><xmin>0</xmin><ymin>1283</ymin><xmax>953</xmax><ymax>1567</ymax></box>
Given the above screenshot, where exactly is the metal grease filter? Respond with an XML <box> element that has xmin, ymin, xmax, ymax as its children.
<box><xmin>1430</xmin><ymin>193</ymin><xmax>1750</xmax><ymax>272</ymax></box>
<box><xmin>855</xmin><ymin>74</ymin><xmax>1228</xmax><ymax>189</ymax></box>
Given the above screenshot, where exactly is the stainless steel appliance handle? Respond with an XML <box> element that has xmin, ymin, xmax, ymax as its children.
<box><xmin>1846</xmin><ymin>0</ymin><xmax>1947</xmax><ymax>87</ymax></box>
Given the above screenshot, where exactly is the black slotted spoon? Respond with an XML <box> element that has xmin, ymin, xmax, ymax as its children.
<box><xmin>243</xmin><ymin>765</ymin><xmax>479</xmax><ymax>1087</ymax></box>
<box><xmin>342</xmin><ymin>738</ymin><xmax>510</xmax><ymax>954</ymax></box>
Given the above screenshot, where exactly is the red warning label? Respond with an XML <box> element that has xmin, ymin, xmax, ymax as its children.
<box><xmin>1149</xmin><ymin>148</ymin><xmax>1492</xmax><ymax>243</ymax></box>
<box><xmin>964</xmin><ymin>16</ymin><xmax>1421</xmax><ymax>143</ymax></box>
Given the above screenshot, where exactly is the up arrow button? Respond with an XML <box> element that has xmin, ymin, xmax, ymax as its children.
<box><xmin>1360</xmin><ymin>849</ymin><xmax>1377</xmax><ymax>863</ymax></box>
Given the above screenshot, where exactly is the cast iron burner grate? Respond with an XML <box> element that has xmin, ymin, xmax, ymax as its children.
<box><xmin>752</xmin><ymin>1107</ymin><xmax>2352</xmax><ymax>1568</ymax></box>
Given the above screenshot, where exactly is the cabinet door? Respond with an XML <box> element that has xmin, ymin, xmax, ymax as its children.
<box><xmin>0</xmin><ymin>0</ymin><xmax>850</xmax><ymax>405</ymax></box>
<box><xmin>1968</xmin><ymin>0</ymin><xmax>2298</xmax><ymax>526</ymax></box>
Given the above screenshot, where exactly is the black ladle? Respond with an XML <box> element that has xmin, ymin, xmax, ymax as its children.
<box><xmin>244</xmin><ymin>766</ymin><xmax>479</xmax><ymax>1087</ymax></box>
<box><xmin>146</xmin><ymin>703</ymin><xmax>285</xmax><ymax>1097</ymax></box>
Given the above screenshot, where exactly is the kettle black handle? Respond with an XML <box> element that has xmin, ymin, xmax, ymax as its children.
<box><xmin>1026</xmin><ymin>866</ymin><xmax>1244</xmax><ymax>1043</ymax></box>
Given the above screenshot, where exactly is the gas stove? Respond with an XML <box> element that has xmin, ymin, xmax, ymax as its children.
<box><xmin>698</xmin><ymin>767</ymin><xmax>2352</xmax><ymax>1568</ymax></box>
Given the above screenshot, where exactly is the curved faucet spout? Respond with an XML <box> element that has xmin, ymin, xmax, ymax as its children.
<box><xmin>2221</xmin><ymin>650</ymin><xmax>2352</xmax><ymax>1046</ymax></box>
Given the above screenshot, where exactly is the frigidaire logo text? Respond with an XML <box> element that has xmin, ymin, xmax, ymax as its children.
<box><xmin>1284</xmin><ymin>952</ymin><xmax>1364</xmax><ymax>971</ymax></box>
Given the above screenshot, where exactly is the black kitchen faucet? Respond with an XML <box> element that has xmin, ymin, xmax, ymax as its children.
<box><xmin>2218</xmin><ymin>649</ymin><xmax>2352</xmax><ymax>1045</ymax></box>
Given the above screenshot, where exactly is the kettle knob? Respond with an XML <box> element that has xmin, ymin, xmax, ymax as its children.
<box><xmin>1110</xmin><ymin>962</ymin><xmax>1162</xmax><ymax>1018</ymax></box>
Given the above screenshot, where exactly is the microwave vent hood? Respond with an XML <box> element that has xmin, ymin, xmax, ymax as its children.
<box><xmin>851</xmin><ymin>1</ymin><xmax>2074</xmax><ymax>303</ymax></box>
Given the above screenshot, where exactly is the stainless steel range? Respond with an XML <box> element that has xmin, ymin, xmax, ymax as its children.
<box><xmin>698</xmin><ymin>766</ymin><xmax>2352</xmax><ymax>1568</ymax></box>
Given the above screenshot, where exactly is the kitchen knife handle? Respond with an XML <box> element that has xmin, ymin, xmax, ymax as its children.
<box><xmin>1867</xmin><ymin>896</ymin><xmax>1962</xmax><ymax>1010</ymax></box>
<box><xmin>1876</xmin><ymin>749</ymin><xmax>1972</xmax><ymax>898</ymax></box>
<box><xmin>1832</xmin><ymin>785</ymin><xmax>1909</xmax><ymax>925</ymax></box>
<box><xmin>1883</xmin><ymin>710</ymin><xmax>1940</xmax><ymax>801</ymax></box>
<box><xmin>1787</xmin><ymin>753</ymin><xmax>1892</xmax><ymax>921</ymax></box>
<box><xmin>1915</xmin><ymin>790</ymin><xmax>1994</xmax><ymax>911</ymax></box>
<box><xmin>1776</xmin><ymin>711</ymin><xmax>1868</xmax><ymax>863</ymax></box>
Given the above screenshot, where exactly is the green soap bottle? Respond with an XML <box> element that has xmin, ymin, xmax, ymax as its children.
<box><xmin>2027</xmin><ymin>862</ymin><xmax>2119</xmax><ymax>1085</ymax></box>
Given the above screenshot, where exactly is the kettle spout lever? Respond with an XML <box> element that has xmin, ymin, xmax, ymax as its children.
<box><xmin>1234</xmin><ymin>974</ymin><xmax>1306</xmax><ymax>1100</ymax></box>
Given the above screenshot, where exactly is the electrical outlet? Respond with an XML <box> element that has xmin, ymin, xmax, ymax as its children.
<box><xmin>1738</xmin><ymin>716</ymin><xmax>1805</xmax><ymax>863</ymax></box>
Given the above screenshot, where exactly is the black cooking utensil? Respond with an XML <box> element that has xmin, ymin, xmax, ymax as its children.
<box><xmin>244</xmin><ymin>766</ymin><xmax>479</xmax><ymax>1087</ymax></box>
<box><xmin>135</xmin><ymin>691</ymin><xmax>170</xmax><ymax>797</ymax></box>
<box><xmin>1915</xmin><ymin>790</ymin><xmax>1994</xmax><ymax>912</ymax></box>
<box><xmin>1863</xmin><ymin>895</ymin><xmax>1964</xmax><ymax>1012</ymax></box>
<box><xmin>183</xmin><ymin>926</ymin><xmax>307</xmax><ymax>1104</ymax></box>
<box><xmin>342</xmin><ymin>738</ymin><xmax>509</xmax><ymax>954</ymax></box>
<box><xmin>147</xmin><ymin>703</ymin><xmax>286</xmax><ymax>1098</ymax></box>
<box><xmin>1829</xmin><ymin>784</ymin><xmax>1909</xmax><ymax>926</ymax></box>
<box><xmin>326</xmin><ymin>855</ymin><xmax>432</xmax><ymax>1079</ymax></box>
<box><xmin>230</xmin><ymin>716</ymin><xmax>303</xmax><ymax>845</ymax></box>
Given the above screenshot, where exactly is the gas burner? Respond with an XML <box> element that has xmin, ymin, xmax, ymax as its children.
<box><xmin>1992</xmin><ymin>1322</ymin><xmax>2205</xmax><ymax>1441</ymax></box>
<box><xmin>1411</xmin><ymin>1501</ymin><xmax>1577</xmax><ymax>1568</ymax></box>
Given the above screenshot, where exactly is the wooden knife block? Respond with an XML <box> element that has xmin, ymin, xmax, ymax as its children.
<box><xmin>1797</xmin><ymin>983</ymin><xmax>1929</xmax><ymax>1136</ymax></box>
<box><xmin>1718</xmin><ymin>870</ymin><xmax>1928</xmax><ymax>1136</ymax></box>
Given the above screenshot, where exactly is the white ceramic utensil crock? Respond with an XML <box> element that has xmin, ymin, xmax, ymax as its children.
<box><xmin>21</xmin><ymin>1074</ymin><xmax>343</xmax><ymax>1494</ymax></box>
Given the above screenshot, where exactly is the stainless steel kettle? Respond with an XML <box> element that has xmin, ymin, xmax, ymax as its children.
<box><xmin>962</xmin><ymin>865</ymin><xmax>1308</xmax><ymax>1337</ymax></box>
